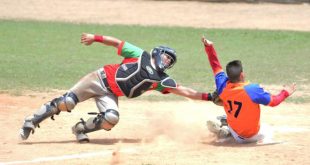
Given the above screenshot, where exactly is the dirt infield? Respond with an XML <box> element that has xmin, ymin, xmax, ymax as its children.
<box><xmin>1</xmin><ymin>92</ymin><xmax>310</xmax><ymax>164</ymax></box>
<box><xmin>0</xmin><ymin>0</ymin><xmax>309</xmax><ymax>31</ymax></box>
<box><xmin>0</xmin><ymin>0</ymin><xmax>310</xmax><ymax>165</ymax></box>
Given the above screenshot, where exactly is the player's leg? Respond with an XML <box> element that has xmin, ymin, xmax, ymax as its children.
<box><xmin>228</xmin><ymin>125</ymin><xmax>273</xmax><ymax>144</ymax></box>
<box><xmin>72</xmin><ymin>93</ymin><xmax>119</xmax><ymax>143</ymax></box>
<box><xmin>20</xmin><ymin>92</ymin><xmax>79</xmax><ymax>140</ymax></box>
<box><xmin>20</xmin><ymin>70</ymin><xmax>101</xmax><ymax>140</ymax></box>
<box><xmin>227</xmin><ymin>126</ymin><xmax>257</xmax><ymax>143</ymax></box>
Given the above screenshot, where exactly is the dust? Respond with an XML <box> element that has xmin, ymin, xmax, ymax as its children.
<box><xmin>143</xmin><ymin>104</ymin><xmax>210</xmax><ymax>144</ymax></box>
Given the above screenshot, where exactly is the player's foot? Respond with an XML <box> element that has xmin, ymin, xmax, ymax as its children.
<box><xmin>72</xmin><ymin>122</ymin><xmax>90</xmax><ymax>143</ymax></box>
<box><xmin>20</xmin><ymin>119</ymin><xmax>35</xmax><ymax>140</ymax></box>
<box><xmin>207</xmin><ymin>120</ymin><xmax>221</xmax><ymax>134</ymax></box>
<box><xmin>207</xmin><ymin>120</ymin><xmax>231</xmax><ymax>139</ymax></box>
<box><xmin>218</xmin><ymin>127</ymin><xmax>231</xmax><ymax>139</ymax></box>
<box><xmin>216</xmin><ymin>115</ymin><xmax>228</xmax><ymax>127</ymax></box>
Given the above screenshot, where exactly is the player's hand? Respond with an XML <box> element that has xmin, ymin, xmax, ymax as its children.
<box><xmin>81</xmin><ymin>33</ymin><xmax>95</xmax><ymax>46</ymax></box>
<box><xmin>283</xmin><ymin>83</ymin><xmax>296</xmax><ymax>96</ymax></box>
<box><xmin>201</xmin><ymin>36</ymin><xmax>213</xmax><ymax>46</ymax></box>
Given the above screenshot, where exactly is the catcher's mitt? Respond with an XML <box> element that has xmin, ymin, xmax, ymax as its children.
<box><xmin>212</xmin><ymin>91</ymin><xmax>223</xmax><ymax>106</ymax></box>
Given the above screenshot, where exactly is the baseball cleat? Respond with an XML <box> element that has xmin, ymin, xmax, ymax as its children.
<box><xmin>207</xmin><ymin>120</ymin><xmax>231</xmax><ymax>139</ymax></box>
<box><xmin>20</xmin><ymin>119</ymin><xmax>35</xmax><ymax>140</ymax></box>
<box><xmin>20</xmin><ymin>128</ymin><xmax>31</xmax><ymax>140</ymax></box>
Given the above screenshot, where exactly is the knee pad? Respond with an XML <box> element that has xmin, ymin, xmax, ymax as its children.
<box><xmin>52</xmin><ymin>92</ymin><xmax>79</xmax><ymax>112</ymax></box>
<box><xmin>101</xmin><ymin>109</ymin><xmax>119</xmax><ymax>130</ymax></box>
<box><xmin>85</xmin><ymin>109</ymin><xmax>119</xmax><ymax>132</ymax></box>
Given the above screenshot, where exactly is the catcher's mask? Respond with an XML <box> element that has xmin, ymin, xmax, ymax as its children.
<box><xmin>151</xmin><ymin>46</ymin><xmax>177</xmax><ymax>72</ymax></box>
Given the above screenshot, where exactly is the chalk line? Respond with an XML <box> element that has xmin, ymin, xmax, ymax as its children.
<box><xmin>0</xmin><ymin>148</ymin><xmax>137</xmax><ymax>165</ymax></box>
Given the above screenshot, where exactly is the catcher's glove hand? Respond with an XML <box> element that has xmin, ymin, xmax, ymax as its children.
<box><xmin>212</xmin><ymin>91</ymin><xmax>223</xmax><ymax>106</ymax></box>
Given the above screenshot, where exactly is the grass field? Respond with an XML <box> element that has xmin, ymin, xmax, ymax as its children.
<box><xmin>1</xmin><ymin>20</ymin><xmax>310</xmax><ymax>102</ymax></box>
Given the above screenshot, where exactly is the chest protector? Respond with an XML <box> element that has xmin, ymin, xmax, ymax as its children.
<box><xmin>115</xmin><ymin>51</ymin><xmax>177</xmax><ymax>98</ymax></box>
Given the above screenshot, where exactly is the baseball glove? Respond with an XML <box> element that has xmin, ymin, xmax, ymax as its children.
<box><xmin>212</xmin><ymin>91</ymin><xmax>223</xmax><ymax>106</ymax></box>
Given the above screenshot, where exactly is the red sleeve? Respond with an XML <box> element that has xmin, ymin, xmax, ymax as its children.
<box><xmin>268</xmin><ymin>90</ymin><xmax>290</xmax><ymax>107</ymax></box>
<box><xmin>117</xmin><ymin>41</ymin><xmax>125</xmax><ymax>56</ymax></box>
<box><xmin>147</xmin><ymin>83</ymin><xmax>171</xmax><ymax>94</ymax></box>
<box><xmin>204</xmin><ymin>45</ymin><xmax>223</xmax><ymax>75</ymax></box>
<box><xmin>161</xmin><ymin>88</ymin><xmax>172</xmax><ymax>94</ymax></box>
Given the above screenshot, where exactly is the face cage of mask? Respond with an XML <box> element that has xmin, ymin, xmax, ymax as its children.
<box><xmin>160</xmin><ymin>53</ymin><xmax>175</xmax><ymax>69</ymax></box>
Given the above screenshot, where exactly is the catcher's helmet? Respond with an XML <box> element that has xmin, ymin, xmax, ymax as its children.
<box><xmin>151</xmin><ymin>46</ymin><xmax>177</xmax><ymax>72</ymax></box>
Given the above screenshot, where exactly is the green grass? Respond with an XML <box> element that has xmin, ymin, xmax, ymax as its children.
<box><xmin>0</xmin><ymin>20</ymin><xmax>309</xmax><ymax>102</ymax></box>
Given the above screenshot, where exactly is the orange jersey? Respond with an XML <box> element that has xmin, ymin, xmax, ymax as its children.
<box><xmin>216</xmin><ymin>72</ymin><xmax>272</xmax><ymax>138</ymax></box>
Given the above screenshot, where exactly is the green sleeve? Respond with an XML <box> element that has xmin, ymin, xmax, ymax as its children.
<box><xmin>120</xmin><ymin>42</ymin><xmax>144</xmax><ymax>58</ymax></box>
<box><xmin>154</xmin><ymin>83</ymin><xmax>165</xmax><ymax>92</ymax></box>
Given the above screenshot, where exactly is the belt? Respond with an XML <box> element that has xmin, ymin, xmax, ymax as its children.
<box><xmin>99</xmin><ymin>70</ymin><xmax>113</xmax><ymax>93</ymax></box>
<box><xmin>238</xmin><ymin>136</ymin><xmax>245</xmax><ymax>140</ymax></box>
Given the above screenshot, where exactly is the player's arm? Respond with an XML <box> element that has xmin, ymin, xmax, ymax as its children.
<box><xmin>169</xmin><ymin>85</ymin><xmax>212</xmax><ymax>101</ymax></box>
<box><xmin>268</xmin><ymin>83</ymin><xmax>296</xmax><ymax>107</ymax></box>
<box><xmin>80</xmin><ymin>33</ymin><xmax>143</xmax><ymax>59</ymax></box>
<box><xmin>151</xmin><ymin>82</ymin><xmax>213</xmax><ymax>101</ymax></box>
<box><xmin>245</xmin><ymin>83</ymin><xmax>296</xmax><ymax>107</ymax></box>
<box><xmin>80</xmin><ymin>33</ymin><xmax>122</xmax><ymax>48</ymax></box>
<box><xmin>201</xmin><ymin>36</ymin><xmax>223</xmax><ymax>76</ymax></box>
<box><xmin>201</xmin><ymin>36</ymin><xmax>228</xmax><ymax>94</ymax></box>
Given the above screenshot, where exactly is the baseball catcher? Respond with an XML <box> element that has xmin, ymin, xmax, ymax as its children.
<box><xmin>20</xmin><ymin>33</ymin><xmax>215</xmax><ymax>143</ymax></box>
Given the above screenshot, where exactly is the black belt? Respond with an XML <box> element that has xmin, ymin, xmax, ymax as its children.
<box><xmin>99</xmin><ymin>70</ymin><xmax>113</xmax><ymax>93</ymax></box>
<box><xmin>238</xmin><ymin>136</ymin><xmax>245</xmax><ymax>140</ymax></box>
